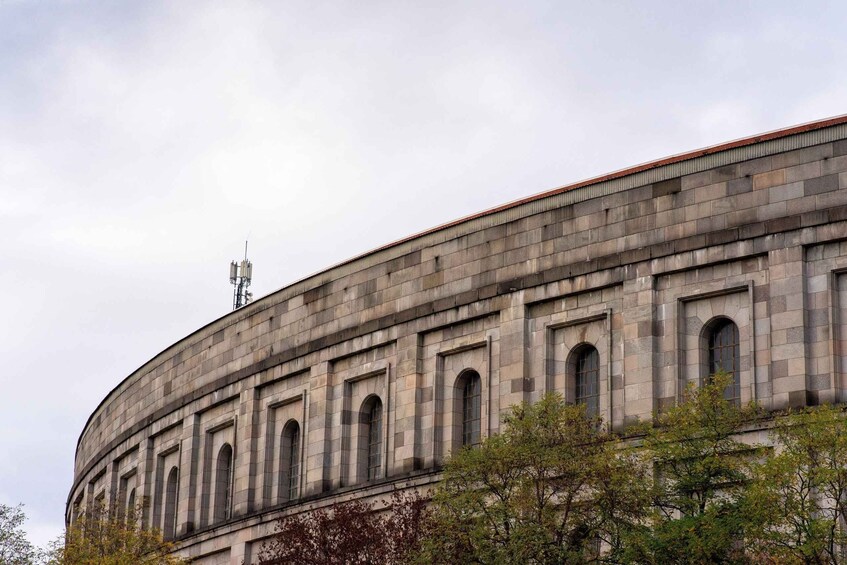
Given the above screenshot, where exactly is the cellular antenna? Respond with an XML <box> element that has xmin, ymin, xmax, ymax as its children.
<box><xmin>229</xmin><ymin>241</ymin><xmax>253</xmax><ymax>310</ymax></box>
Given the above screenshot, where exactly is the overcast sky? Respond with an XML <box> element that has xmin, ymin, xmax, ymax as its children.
<box><xmin>1</xmin><ymin>0</ymin><xmax>846</xmax><ymax>548</ymax></box>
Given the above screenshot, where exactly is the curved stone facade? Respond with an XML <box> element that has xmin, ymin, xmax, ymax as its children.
<box><xmin>70</xmin><ymin>116</ymin><xmax>847</xmax><ymax>564</ymax></box>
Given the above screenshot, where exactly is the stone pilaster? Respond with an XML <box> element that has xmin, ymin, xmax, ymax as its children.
<box><xmin>622</xmin><ymin>268</ymin><xmax>656</xmax><ymax>425</ymax></box>
<box><xmin>232</xmin><ymin>387</ymin><xmax>258</xmax><ymax>516</ymax></box>
<box><xmin>769</xmin><ymin>246</ymin><xmax>808</xmax><ymax>408</ymax></box>
<box><xmin>177</xmin><ymin>415</ymin><xmax>199</xmax><ymax>536</ymax></box>
<box><xmin>305</xmin><ymin>361</ymin><xmax>331</xmax><ymax>494</ymax></box>
<box><xmin>393</xmin><ymin>333</ymin><xmax>421</xmax><ymax>472</ymax></box>
<box><xmin>498</xmin><ymin>292</ymin><xmax>529</xmax><ymax>411</ymax></box>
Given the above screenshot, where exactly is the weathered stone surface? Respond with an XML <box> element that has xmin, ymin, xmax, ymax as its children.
<box><xmin>69</xmin><ymin>118</ymin><xmax>847</xmax><ymax>564</ymax></box>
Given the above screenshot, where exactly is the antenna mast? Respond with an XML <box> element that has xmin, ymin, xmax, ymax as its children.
<box><xmin>229</xmin><ymin>241</ymin><xmax>253</xmax><ymax>310</ymax></box>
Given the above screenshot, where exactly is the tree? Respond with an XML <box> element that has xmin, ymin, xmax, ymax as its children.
<box><xmin>256</xmin><ymin>490</ymin><xmax>431</xmax><ymax>565</ymax></box>
<box><xmin>47</xmin><ymin>503</ymin><xmax>188</xmax><ymax>565</ymax></box>
<box><xmin>0</xmin><ymin>503</ymin><xmax>41</xmax><ymax>565</ymax></box>
<box><xmin>623</xmin><ymin>372</ymin><xmax>761</xmax><ymax>565</ymax></box>
<box><xmin>745</xmin><ymin>404</ymin><xmax>847</xmax><ymax>564</ymax></box>
<box><xmin>418</xmin><ymin>393</ymin><xmax>650</xmax><ymax>564</ymax></box>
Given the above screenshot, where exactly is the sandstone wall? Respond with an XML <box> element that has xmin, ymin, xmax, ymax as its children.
<box><xmin>69</xmin><ymin>117</ymin><xmax>847</xmax><ymax>563</ymax></box>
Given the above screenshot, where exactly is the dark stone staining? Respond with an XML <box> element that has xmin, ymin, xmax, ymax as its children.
<box><xmin>403</xmin><ymin>250</ymin><xmax>422</xmax><ymax>268</ymax></box>
<box><xmin>624</xmin><ymin>415</ymin><xmax>642</xmax><ymax>428</ymax></box>
<box><xmin>597</xmin><ymin>254</ymin><xmax>622</xmax><ymax>271</ymax></box>
<box><xmin>212</xmin><ymin>330</ymin><xmax>225</xmax><ymax>345</ymax></box>
<box><xmin>455</xmin><ymin>289</ymin><xmax>479</xmax><ymax>305</ymax></box>
<box><xmin>612</xmin><ymin>375</ymin><xmax>624</xmax><ymax>391</ymax></box>
<box><xmin>801</xmin><ymin>210</ymin><xmax>829</xmax><ymax>227</ymax></box>
<box><xmin>357</xmin><ymin>279</ymin><xmax>377</xmax><ymax>297</ymax></box>
<box><xmin>809</xmin><ymin>374</ymin><xmax>830</xmax><ymax>391</ymax></box>
<box><xmin>498</xmin><ymin>280</ymin><xmax>521</xmax><ymax>295</ymax></box>
<box><xmin>713</xmin><ymin>165</ymin><xmax>739</xmax><ymax>181</ymax></box>
<box><xmin>417</xmin><ymin>386</ymin><xmax>433</xmax><ymax>404</ymax></box>
<box><xmin>483</xmin><ymin>224</ymin><xmax>507</xmax><ymax>242</ymax></box>
<box><xmin>731</xmin><ymin>208</ymin><xmax>758</xmax><ymax>227</ymax></box>
<box><xmin>727</xmin><ymin>176</ymin><xmax>753</xmax><ymax>195</ymax></box>
<box><xmin>742</xmin><ymin>257</ymin><xmax>762</xmax><ymax>274</ymax></box>
<box><xmin>656</xmin><ymin>396</ymin><xmax>676</xmax><ymax>414</ymax></box>
<box><xmin>542</xmin><ymin>223</ymin><xmax>562</xmax><ymax>241</ymax></box>
<box><xmin>834</xmin><ymin>139</ymin><xmax>847</xmax><ymax>157</ymax></box>
<box><xmin>772</xmin><ymin>360</ymin><xmax>788</xmax><ymax>379</ymax></box>
<box><xmin>471</xmin><ymin>270</ymin><xmax>496</xmax><ymax>289</ymax></box>
<box><xmin>652</xmin><ymin>178</ymin><xmax>681</xmax><ymax>198</ymax></box>
<box><xmin>164</xmin><ymin>381</ymin><xmax>172</xmax><ymax>396</ymax></box>
<box><xmin>303</xmin><ymin>282</ymin><xmax>331</xmax><ymax>304</ymax></box>
<box><xmin>789</xmin><ymin>390</ymin><xmax>807</xmax><ymax>408</ymax></box>
<box><xmin>684</xmin><ymin>317</ymin><xmax>703</xmax><ymax>336</ymax></box>
<box><xmin>706</xmin><ymin>228</ymin><xmax>739</xmax><ymax>246</ymax></box>
<box><xmin>805</xmin><ymin>174</ymin><xmax>839</xmax><ymax>196</ymax></box>
<box><xmin>541</xmin><ymin>266</ymin><xmax>569</xmax><ymax>284</ymax></box>
<box><xmin>765</xmin><ymin>216</ymin><xmax>801</xmax><ymax>233</ymax></box>
<box><xmin>432</xmin><ymin>296</ymin><xmax>456</xmax><ymax>312</ymax></box>
<box><xmin>364</xmin><ymin>291</ymin><xmax>382</xmax><ymax>309</ymax></box>
<box><xmin>529</xmin><ymin>300</ymin><xmax>555</xmax><ymax>318</ymax></box>
<box><xmin>739</xmin><ymin>223</ymin><xmax>766</xmax><ymax>239</ymax></box>
<box><xmin>552</xmin><ymin>205</ymin><xmax>574</xmax><ymax>222</ymax></box>
<box><xmin>394</xmin><ymin>432</ymin><xmax>404</xmax><ymax>448</ymax></box>
<box><xmin>422</xmin><ymin>272</ymin><xmax>443</xmax><ymax>290</ymax></box>
<box><xmin>808</xmin><ymin>309</ymin><xmax>829</xmax><ymax>327</ymax></box>
<box><xmin>478</xmin><ymin>284</ymin><xmax>498</xmax><ymax>300</ymax></box>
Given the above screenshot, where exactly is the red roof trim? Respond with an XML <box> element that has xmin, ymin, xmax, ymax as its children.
<box><xmin>308</xmin><ymin>113</ymin><xmax>847</xmax><ymax>276</ymax></box>
<box><xmin>72</xmin><ymin>114</ymin><xmax>847</xmax><ymax>467</ymax></box>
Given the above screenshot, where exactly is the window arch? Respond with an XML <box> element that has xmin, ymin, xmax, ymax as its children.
<box><xmin>570</xmin><ymin>344</ymin><xmax>600</xmax><ymax>417</ymax></box>
<box><xmin>279</xmin><ymin>420</ymin><xmax>300</xmax><ymax>502</ymax></box>
<box><xmin>213</xmin><ymin>444</ymin><xmax>233</xmax><ymax>522</ymax></box>
<box><xmin>705</xmin><ymin>317</ymin><xmax>740</xmax><ymax>404</ymax></box>
<box><xmin>359</xmin><ymin>396</ymin><xmax>383</xmax><ymax>482</ymax></box>
<box><xmin>126</xmin><ymin>488</ymin><xmax>136</xmax><ymax>517</ymax></box>
<box><xmin>456</xmin><ymin>370</ymin><xmax>482</xmax><ymax>447</ymax></box>
<box><xmin>163</xmin><ymin>467</ymin><xmax>178</xmax><ymax>540</ymax></box>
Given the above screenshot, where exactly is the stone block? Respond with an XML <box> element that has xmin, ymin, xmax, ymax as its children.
<box><xmin>805</xmin><ymin>174</ymin><xmax>839</xmax><ymax>196</ymax></box>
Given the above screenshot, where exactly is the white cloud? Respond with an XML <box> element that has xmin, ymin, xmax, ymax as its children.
<box><xmin>2</xmin><ymin>0</ymin><xmax>847</xmax><ymax>549</ymax></box>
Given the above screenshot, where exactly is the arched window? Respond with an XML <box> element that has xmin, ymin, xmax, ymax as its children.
<box><xmin>126</xmin><ymin>489</ymin><xmax>135</xmax><ymax>513</ymax></box>
<box><xmin>213</xmin><ymin>444</ymin><xmax>233</xmax><ymax>522</ymax></box>
<box><xmin>126</xmin><ymin>488</ymin><xmax>136</xmax><ymax>517</ymax></box>
<box><xmin>361</xmin><ymin>397</ymin><xmax>383</xmax><ymax>481</ymax></box>
<box><xmin>707</xmin><ymin>318</ymin><xmax>740</xmax><ymax>404</ymax></box>
<box><xmin>572</xmin><ymin>345</ymin><xmax>600</xmax><ymax>417</ymax></box>
<box><xmin>279</xmin><ymin>420</ymin><xmax>300</xmax><ymax>502</ymax></box>
<box><xmin>457</xmin><ymin>370</ymin><xmax>482</xmax><ymax>447</ymax></box>
<box><xmin>163</xmin><ymin>467</ymin><xmax>178</xmax><ymax>540</ymax></box>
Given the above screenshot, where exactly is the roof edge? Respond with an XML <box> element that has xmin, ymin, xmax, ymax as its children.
<box><xmin>74</xmin><ymin>113</ymin><xmax>847</xmax><ymax>455</ymax></box>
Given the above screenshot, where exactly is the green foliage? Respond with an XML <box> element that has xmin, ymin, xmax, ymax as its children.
<box><xmin>0</xmin><ymin>503</ymin><xmax>41</xmax><ymax>565</ymax></box>
<box><xmin>745</xmin><ymin>403</ymin><xmax>847</xmax><ymax>564</ymax></box>
<box><xmin>419</xmin><ymin>393</ymin><xmax>650</xmax><ymax>564</ymax></box>
<box><xmin>46</xmin><ymin>503</ymin><xmax>189</xmax><ymax>565</ymax></box>
<box><xmin>623</xmin><ymin>372</ymin><xmax>760</xmax><ymax>564</ymax></box>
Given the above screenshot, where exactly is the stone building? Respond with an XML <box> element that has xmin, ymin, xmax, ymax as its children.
<box><xmin>69</xmin><ymin>116</ymin><xmax>847</xmax><ymax>563</ymax></box>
